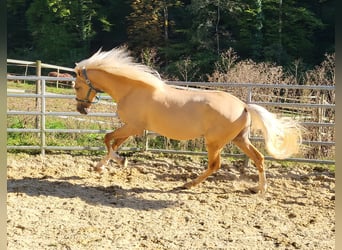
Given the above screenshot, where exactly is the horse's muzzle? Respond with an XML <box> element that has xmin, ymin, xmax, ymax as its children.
<box><xmin>77</xmin><ymin>103</ymin><xmax>90</xmax><ymax>114</ymax></box>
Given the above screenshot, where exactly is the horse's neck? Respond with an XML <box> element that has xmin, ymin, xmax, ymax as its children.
<box><xmin>91</xmin><ymin>69</ymin><xmax>161</xmax><ymax>102</ymax></box>
<box><xmin>91</xmin><ymin>70</ymin><xmax>133</xmax><ymax>102</ymax></box>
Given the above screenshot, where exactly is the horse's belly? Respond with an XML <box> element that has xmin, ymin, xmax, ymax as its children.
<box><xmin>144</xmin><ymin>91</ymin><xmax>247</xmax><ymax>140</ymax></box>
<box><xmin>147</xmin><ymin>118</ymin><xmax>203</xmax><ymax>140</ymax></box>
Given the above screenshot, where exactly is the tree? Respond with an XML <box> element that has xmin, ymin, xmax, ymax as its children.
<box><xmin>127</xmin><ymin>0</ymin><xmax>182</xmax><ymax>52</ymax></box>
<box><xmin>25</xmin><ymin>0</ymin><xmax>102</xmax><ymax>65</ymax></box>
<box><xmin>7</xmin><ymin>0</ymin><xmax>34</xmax><ymax>59</ymax></box>
<box><xmin>6</xmin><ymin>0</ymin><xmax>334</xmax><ymax>78</ymax></box>
<box><xmin>172</xmin><ymin>0</ymin><xmax>241</xmax><ymax>79</ymax></box>
<box><xmin>89</xmin><ymin>0</ymin><xmax>131</xmax><ymax>51</ymax></box>
<box><xmin>261</xmin><ymin>0</ymin><xmax>324</xmax><ymax>65</ymax></box>
<box><xmin>235</xmin><ymin>0</ymin><xmax>264</xmax><ymax>60</ymax></box>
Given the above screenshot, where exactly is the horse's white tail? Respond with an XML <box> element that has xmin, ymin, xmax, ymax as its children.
<box><xmin>246</xmin><ymin>104</ymin><xmax>302</xmax><ymax>159</ymax></box>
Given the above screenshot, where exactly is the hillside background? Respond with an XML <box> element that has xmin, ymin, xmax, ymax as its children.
<box><xmin>7</xmin><ymin>0</ymin><xmax>335</xmax><ymax>81</ymax></box>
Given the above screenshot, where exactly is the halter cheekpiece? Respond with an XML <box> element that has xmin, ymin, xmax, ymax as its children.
<box><xmin>75</xmin><ymin>66</ymin><xmax>104</xmax><ymax>104</ymax></box>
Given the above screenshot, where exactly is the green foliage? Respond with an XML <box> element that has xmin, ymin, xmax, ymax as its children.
<box><xmin>235</xmin><ymin>0</ymin><xmax>263</xmax><ymax>60</ymax></box>
<box><xmin>46</xmin><ymin>120</ymin><xmax>66</xmax><ymax>129</ymax></box>
<box><xmin>7</xmin><ymin>0</ymin><xmax>34</xmax><ymax>61</ymax></box>
<box><xmin>7</xmin><ymin>0</ymin><xmax>334</xmax><ymax>79</ymax></box>
<box><xmin>24</xmin><ymin>0</ymin><xmax>104</xmax><ymax>65</ymax></box>
<box><xmin>7</xmin><ymin>118</ymin><xmax>103</xmax><ymax>148</ymax></box>
<box><xmin>127</xmin><ymin>0</ymin><xmax>183</xmax><ymax>52</ymax></box>
<box><xmin>8</xmin><ymin>117</ymin><xmax>25</xmax><ymax>129</ymax></box>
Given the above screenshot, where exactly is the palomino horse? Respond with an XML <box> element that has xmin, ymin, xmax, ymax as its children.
<box><xmin>74</xmin><ymin>47</ymin><xmax>302</xmax><ymax>193</ymax></box>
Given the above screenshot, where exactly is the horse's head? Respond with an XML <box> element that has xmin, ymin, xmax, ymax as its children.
<box><xmin>74</xmin><ymin>67</ymin><xmax>103</xmax><ymax>114</ymax></box>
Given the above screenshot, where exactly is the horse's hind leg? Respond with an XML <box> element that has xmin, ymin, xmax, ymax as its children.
<box><xmin>183</xmin><ymin>143</ymin><xmax>222</xmax><ymax>189</ymax></box>
<box><xmin>232</xmin><ymin>129</ymin><xmax>266</xmax><ymax>193</ymax></box>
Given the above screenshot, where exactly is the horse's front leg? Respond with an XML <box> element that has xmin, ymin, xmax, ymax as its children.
<box><xmin>94</xmin><ymin>135</ymin><xmax>129</xmax><ymax>172</ymax></box>
<box><xmin>94</xmin><ymin>125</ymin><xmax>142</xmax><ymax>173</ymax></box>
<box><xmin>109</xmin><ymin>137</ymin><xmax>129</xmax><ymax>167</ymax></box>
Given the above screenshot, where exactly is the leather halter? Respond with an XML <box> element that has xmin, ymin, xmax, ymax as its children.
<box><xmin>75</xmin><ymin>67</ymin><xmax>103</xmax><ymax>104</ymax></box>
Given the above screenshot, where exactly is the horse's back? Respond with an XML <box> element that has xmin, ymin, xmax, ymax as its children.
<box><xmin>171</xmin><ymin>88</ymin><xmax>247</xmax><ymax>121</ymax></box>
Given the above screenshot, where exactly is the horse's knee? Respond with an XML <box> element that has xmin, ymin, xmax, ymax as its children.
<box><xmin>104</xmin><ymin>133</ymin><xmax>110</xmax><ymax>143</ymax></box>
<box><xmin>104</xmin><ymin>133</ymin><xmax>115</xmax><ymax>150</ymax></box>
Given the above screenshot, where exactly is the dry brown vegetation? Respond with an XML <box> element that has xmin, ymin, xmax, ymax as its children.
<box><xmin>207</xmin><ymin>49</ymin><xmax>335</xmax><ymax>160</ymax></box>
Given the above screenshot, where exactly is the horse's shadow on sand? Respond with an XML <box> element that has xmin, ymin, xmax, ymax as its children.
<box><xmin>7</xmin><ymin>176</ymin><xmax>180</xmax><ymax>210</ymax></box>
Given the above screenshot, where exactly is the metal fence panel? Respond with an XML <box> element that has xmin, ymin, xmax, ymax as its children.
<box><xmin>7</xmin><ymin>75</ymin><xmax>335</xmax><ymax>165</ymax></box>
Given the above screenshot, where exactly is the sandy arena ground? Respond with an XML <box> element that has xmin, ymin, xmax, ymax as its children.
<box><xmin>7</xmin><ymin>152</ymin><xmax>335</xmax><ymax>249</ymax></box>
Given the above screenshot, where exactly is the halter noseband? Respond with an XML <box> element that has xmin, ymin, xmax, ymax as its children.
<box><xmin>75</xmin><ymin>67</ymin><xmax>104</xmax><ymax>104</ymax></box>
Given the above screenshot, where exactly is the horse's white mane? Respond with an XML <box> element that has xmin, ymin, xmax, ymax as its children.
<box><xmin>75</xmin><ymin>47</ymin><xmax>164</xmax><ymax>89</ymax></box>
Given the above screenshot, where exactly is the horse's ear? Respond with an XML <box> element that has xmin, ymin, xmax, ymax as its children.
<box><xmin>74</xmin><ymin>66</ymin><xmax>81</xmax><ymax>77</ymax></box>
<box><xmin>77</xmin><ymin>69</ymin><xmax>81</xmax><ymax>77</ymax></box>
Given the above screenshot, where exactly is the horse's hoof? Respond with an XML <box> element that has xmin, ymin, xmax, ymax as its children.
<box><xmin>248</xmin><ymin>185</ymin><xmax>260</xmax><ymax>194</ymax></box>
<box><xmin>259</xmin><ymin>183</ymin><xmax>267</xmax><ymax>195</ymax></box>
<box><xmin>94</xmin><ymin>165</ymin><xmax>106</xmax><ymax>173</ymax></box>
<box><xmin>249</xmin><ymin>184</ymin><xmax>267</xmax><ymax>195</ymax></box>
<box><xmin>122</xmin><ymin>157</ymin><xmax>128</xmax><ymax>167</ymax></box>
<box><xmin>172</xmin><ymin>185</ymin><xmax>190</xmax><ymax>191</ymax></box>
<box><xmin>119</xmin><ymin>157</ymin><xmax>128</xmax><ymax>167</ymax></box>
<box><xmin>182</xmin><ymin>182</ymin><xmax>194</xmax><ymax>189</ymax></box>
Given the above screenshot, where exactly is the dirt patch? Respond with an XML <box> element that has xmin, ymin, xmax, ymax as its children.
<box><xmin>7</xmin><ymin>152</ymin><xmax>335</xmax><ymax>249</ymax></box>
